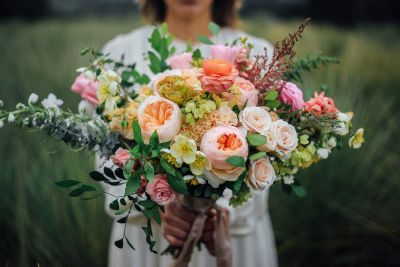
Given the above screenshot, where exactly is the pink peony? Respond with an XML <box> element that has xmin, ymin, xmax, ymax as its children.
<box><xmin>200</xmin><ymin>126</ymin><xmax>248</xmax><ymax>181</ymax></box>
<box><xmin>211</xmin><ymin>45</ymin><xmax>241</xmax><ymax>64</ymax></box>
<box><xmin>137</xmin><ymin>96</ymin><xmax>183</xmax><ymax>143</ymax></box>
<box><xmin>71</xmin><ymin>74</ymin><xmax>99</xmax><ymax>105</ymax></box>
<box><xmin>221</xmin><ymin>77</ymin><xmax>259</xmax><ymax>107</ymax></box>
<box><xmin>277</xmin><ymin>81</ymin><xmax>304</xmax><ymax>111</ymax></box>
<box><xmin>146</xmin><ymin>174</ymin><xmax>176</xmax><ymax>205</ymax></box>
<box><xmin>304</xmin><ymin>92</ymin><xmax>337</xmax><ymax>116</ymax></box>
<box><xmin>111</xmin><ymin>148</ymin><xmax>131</xmax><ymax>168</ymax></box>
<box><xmin>198</xmin><ymin>59</ymin><xmax>239</xmax><ymax>93</ymax></box>
<box><xmin>167</xmin><ymin>52</ymin><xmax>193</xmax><ymax>69</ymax></box>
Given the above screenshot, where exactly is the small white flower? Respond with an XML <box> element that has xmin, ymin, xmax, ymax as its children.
<box><xmin>8</xmin><ymin>113</ymin><xmax>15</xmax><ymax>123</ymax></box>
<box><xmin>183</xmin><ymin>175</ymin><xmax>206</xmax><ymax>186</ymax></box>
<box><xmin>333</xmin><ymin>121</ymin><xmax>349</xmax><ymax>136</ymax></box>
<box><xmin>108</xmin><ymin>81</ymin><xmax>119</xmax><ymax>95</ymax></box>
<box><xmin>222</xmin><ymin>188</ymin><xmax>233</xmax><ymax>202</ymax></box>
<box><xmin>28</xmin><ymin>93</ymin><xmax>39</xmax><ymax>104</ymax></box>
<box><xmin>317</xmin><ymin>148</ymin><xmax>330</xmax><ymax>159</ymax></box>
<box><xmin>283</xmin><ymin>175</ymin><xmax>295</xmax><ymax>185</ymax></box>
<box><xmin>16</xmin><ymin>103</ymin><xmax>25</xmax><ymax>109</ymax></box>
<box><xmin>203</xmin><ymin>170</ymin><xmax>225</xmax><ymax>188</ymax></box>
<box><xmin>326</xmin><ymin>137</ymin><xmax>337</xmax><ymax>149</ymax></box>
<box><xmin>0</xmin><ymin>120</ymin><xmax>4</xmax><ymax>128</ymax></box>
<box><xmin>41</xmin><ymin>93</ymin><xmax>63</xmax><ymax>110</ymax></box>
<box><xmin>78</xmin><ymin>100</ymin><xmax>96</xmax><ymax>116</ymax></box>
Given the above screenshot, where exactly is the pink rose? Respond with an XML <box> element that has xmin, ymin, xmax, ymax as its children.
<box><xmin>277</xmin><ymin>81</ymin><xmax>304</xmax><ymax>111</ymax></box>
<box><xmin>221</xmin><ymin>77</ymin><xmax>259</xmax><ymax>108</ymax></box>
<box><xmin>71</xmin><ymin>74</ymin><xmax>99</xmax><ymax>105</ymax></box>
<box><xmin>146</xmin><ymin>174</ymin><xmax>176</xmax><ymax>205</ymax></box>
<box><xmin>111</xmin><ymin>148</ymin><xmax>131</xmax><ymax>168</ymax></box>
<box><xmin>239</xmin><ymin>106</ymin><xmax>272</xmax><ymax>134</ymax></box>
<box><xmin>200</xmin><ymin>126</ymin><xmax>248</xmax><ymax>181</ymax></box>
<box><xmin>270</xmin><ymin>120</ymin><xmax>298</xmax><ymax>158</ymax></box>
<box><xmin>137</xmin><ymin>96</ymin><xmax>183</xmax><ymax>143</ymax></box>
<box><xmin>167</xmin><ymin>52</ymin><xmax>193</xmax><ymax>69</ymax></box>
<box><xmin>246</xmin><ymin>157</ymin><xmax>276</xmax><ymax>192</ymax></box>
<box><xmin>211</xmin><ymin>45</ymin><xmax>240</xmax><ymax>64</ymax></box>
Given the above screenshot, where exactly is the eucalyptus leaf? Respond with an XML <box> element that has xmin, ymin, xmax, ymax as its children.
<box><xmin>55</xmin><ymin>180</ymin><xmax>81</xmax><ymax>188</ymax></box>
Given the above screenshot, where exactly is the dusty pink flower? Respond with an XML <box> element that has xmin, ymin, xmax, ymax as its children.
<box><xmin>167</xmin><ymin>52</ymin><xmax>193</xmax><ymax>69</ymax></box>
<box><xmin>111</xmin><ymin>148</ymin><xmax>131</xmax><ymax>168</ymax></box>
<box><xmin>304</xmin><ymin>92</ymin><xmax>337</xmax><ymax>116</ymax></box>
<box><xmin>277</xmin><ymin>81</ymin><xmax>304</xmax><ymax>111</ymax></box>
<box><xmin>221</xmin><ymin>77</ymin><xmax>259</xmax><ymax>107</ymax></box>
<box><xmin>146</xmin><ymin>174</ymin><xmax>176</xmax><ymax>205</ymax></box>
<box><xmin>198</xmin><ymin>59</ymin><xmax>239</xmax><ymax>93</ymax></box>
<box><xmin>211</xmin><ymin>45</ymin><xmax>241</xmax><ymax>64</ymax></box>
<box><xmin>71</xmin><ymin>74</ymin><xmax>99</xmax><ymax>105</ymax></box>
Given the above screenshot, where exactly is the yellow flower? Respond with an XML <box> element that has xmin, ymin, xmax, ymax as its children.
<box><xmin>189</xmin><ymin>151</ymin><xmax>212</xmax><ymax>176</ymax></box>
<box><xmin>97</xmin><ymin>70</ymin><xmax>122</xmax><ymax>113</ymax></box>
<box><xmin>160</xmin><ymin>149</ymin><xmax>182</xmax><ymax>168</ymax></box>
<box><xmin>349</xmin><ymin>128</ymin><xmax>365</xmax><ymax>149</ymax></box>
<box><xmin>170</xmin><ymin>135</ymin><xmax>197</xmax><ymax>164</ymax></box>
<box><xmin>183</xmin><ymin>175</ymin><xmax>206</xmax><ymax>186</ymax></box>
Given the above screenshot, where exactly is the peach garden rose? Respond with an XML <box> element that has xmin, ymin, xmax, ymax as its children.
<box><xmin>200</xmin><ymin>126</ymin><xmax>248</xmax><ymax>182</ymax></box>
<box><xmin>270</xmin><ymin>120</ymin><xmax>298</xmax><ymax>157</ymax></box>
<box><xmin>239</xmin><ymin>106</ymin><xmax>272</xmax><ymax>134</ymax></box>
<box><xmin>137</xmin><ymin>96</ymin><xmax>182</xmax><ymax>143</ymax></box>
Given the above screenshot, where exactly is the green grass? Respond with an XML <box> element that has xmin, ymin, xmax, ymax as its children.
<box><xmin>0</xmin><ymin>15</ymin><xmax>399</xmax><ymax>266</ymax></box>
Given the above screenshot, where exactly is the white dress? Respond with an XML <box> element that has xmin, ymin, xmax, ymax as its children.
<box><xmin>99</xmin><ymin>25</ymin><xmax>278</xmax><ymax>267</ymax></box>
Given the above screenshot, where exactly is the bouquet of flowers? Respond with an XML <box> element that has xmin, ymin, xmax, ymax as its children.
<box><xmin>0</xmin><ymin>20</ymin><xmax>364</xmax><ymax>266</ymax></box>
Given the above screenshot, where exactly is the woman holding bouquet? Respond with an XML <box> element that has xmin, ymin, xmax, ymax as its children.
<box><xmin>99</xmin><ymin>0</ymin><xmax>278</xmax><ymax>266</ymax></box>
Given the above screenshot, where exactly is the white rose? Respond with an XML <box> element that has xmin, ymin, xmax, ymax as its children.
<box><xmin>256</xmin><ymin>130</ymin><xmax>277</xmax><ymax>152</ymax></box>
<box><xmin>270</xmin><ymin>120</ymin><xmax>298</xmax><ymax>157</ymax></box>
<box><xmin>239</xmin><ymin>106</ymin><xmax>272</xmax><ymax>134</ymax></box>
<box><xmin>246</xmin><ymin>157</ymin><xmax>276</xmax><ymax>192</ymax></box>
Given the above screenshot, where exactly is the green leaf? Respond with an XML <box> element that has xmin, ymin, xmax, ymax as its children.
<box><xmin>138</xmin><ymin>199</ymin><xmax>155</xmax><ymax>209</ymax></box>
<box><xmin>264</xmin><ymin>90</ymin><xmax>279</xmax><ymax>101</ymax></box>
<box><xmin>109</xmin><ymin>199</ymin><xmax>119</xmax><ymax>210</ymax></box>
<box><xmin>125</xmin><ymin>237</ymin><xmax>136</xmax><ymax>251</ymax></box>
<box><xmin>152</xmin><ymin>208</ymin><xmax>161</xmax><ymax>225</ymax></box>
<box><xmin>266</xmin><ymin>99</ymin><xmax>281</xmax><ymax>109</ymax></box>
<box><xmin>143</xmin><ymin>209</ymin><xmax>153</xmax><ymax>219</ymax></box>
<box><xmin>123</xmin><ymin>160</ymin><xmax>135</xmax><ymax>179</ymax></box>
<box><xmin>149</xmin><ymin>28</ymin><xmax>161</xmax><ymax>51</ymax></box>
<box><xmin>167</xmin><ymin>174</ymin><xmax>189</xmax><ymax>195</ymax></box>
<box><xmin>125</xmin><ymin>169</ymin><xmax>142</xmax><ymax>196</ymax></box>
<box><xmin>148</xmin><ymin>51</ymin><xmax>162</xmax><ymax>74</ymax></box>
<box><xmin>130</xmin><ymin>145</ymin><xmax>142</xmax><ymax>158</ymax></box>
<box><xmin>292</xmin><ymin>183</ymin><xmax>307</xmax><ymax>198</ymax></box>
<box><xmin>192</xmin><ymin>49</ymin><xmax>202</xmax><ymax>60</ymax></box>
<box><xmin>249</xmin><ymin>151</ymin><xmax>267</xmax><ymax>161</ymax></box>
<box><xmin>144</xmin><ymin>162</ymin><xmax>154</xmax><ymax>182</ymax></box>
<box><xmin>233</xmin><ymin>170</ymin><xmax>248</xmax><ymax>192</ymax></box>
<box><xmin>247</xmin><ymin>134</ymin><xmax>267</xmax><ymax>146</ymax></box>
<box><xmin>208</xmin><ymin>22</ymin><xmax>220</xmax><ymax>36</ymax></box>
<box><xmin>160</xmin><ymin>158</ymin><xmax>176</xmax><ymax>176</ymax></box>
<box><xmin>69</xmin><ymin>187</ymin><xmax>85</xmax><ymax>197</ymax></box>
<box><xmin>80</xmin><ymin>184</ymin><xmax>96</xmax><ymax>192</ymax></box>
<box><xmin>226</xmin><ymin>156</ymin><xmax>245</xmax><ymax>167</ymax></box>
<box><xmin>160</xmin><ymin>23</ymin><xmax>168</xmax><ymax>35</ymax></box>
<box><xmin>197</xmin><ymin>35</ymin><xmax>214</xmax><ymax>45</ymax></box>
<box><xmin>114</xmin><ymin>239</ymin><xmax>123</xmax><ymax>249</ymax></box>
<box><xmin>55</xmin><ymin>180</ymin><xmax>81</xmax><ymax>188</ymax></box>
<box><xmin>132</xmin><ymin>120</ymin><xmax>143</xmax><ymax>145</ymax></box>
<box><xmin>149</xmin><ymin>131</ymin><xmax>159</xmax><ymax>149</ymax></box>
<box><xmin>232</xmin><ymin>105</ymin><xmax>241</xmax><ymax>115</ymax></box>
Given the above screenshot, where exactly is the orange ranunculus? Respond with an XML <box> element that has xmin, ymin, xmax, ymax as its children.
<box><xmin>202</xmin><ymin>59</ymin><xmax>233</xmax><ymax>76</ymax></box>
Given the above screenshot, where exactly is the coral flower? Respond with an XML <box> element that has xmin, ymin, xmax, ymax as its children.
<box><xmin>137</xmin><ymin>96</ymin><xmax>182</xmax><ymax>143</ymax></box>
<box><xmin>198</xmin><ymin>59</ymin><xmax>238</xmax><ymax>93</ymax></box>
<box><xmin>304</xmin><ymin>92</ymin><xmax>337</xmax><ymax>116</ymax></box>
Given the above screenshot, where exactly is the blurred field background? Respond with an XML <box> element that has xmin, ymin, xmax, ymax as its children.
<box><xmin>0</xmin><ymin>1</ymin><xmax>400</xmax><ymax>266</ymax></box>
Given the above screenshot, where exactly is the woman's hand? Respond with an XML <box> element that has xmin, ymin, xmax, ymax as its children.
<box><xmin>161</xmin><ymin>198</ymin><xmax>197</xmax><ymax>247</ymax></box>
<box><xmin>201</xmin><ymin>208</ymin><xmax>230</xmax><ymax>256</ymax></box>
